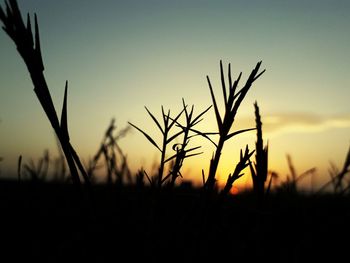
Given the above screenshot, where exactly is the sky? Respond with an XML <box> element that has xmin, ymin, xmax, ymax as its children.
<box><xmin>0</xmin><ymin>0</ymin><xmax>349</xmax><ymax>191</ymax></box>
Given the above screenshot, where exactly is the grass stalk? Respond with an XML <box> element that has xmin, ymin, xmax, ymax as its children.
<box><xmin>203</xmin><ymin>60</ymin><xmax>265</xmax><ymax>193</ymax></box>
<box><xmin>164</xmin><ymin>99</ymin><xmax>211</xmax><ymax>188</ymax></box>
<box><xmin>129</xmin><ymin>106</ymin><xmax>184</xmax><ymax>188</ymax></box>
<box><xmin>0</xmin><ymin>0</ymin><xmax>89</xmax><ymax>185</ymax></box>
<box><xmin>249</xmin><ymin>101</ymin><xmax>269</xmax><ymax>199</ymax></box>
<box><xmin>221</xmin><ymin>145</ymin><xmax>254</xmax><ymax>196</ymax></box>
<box><xmin>87</xmin><ymin>119</ymin><xmax>131</xmax><ymax>185</ymax></box>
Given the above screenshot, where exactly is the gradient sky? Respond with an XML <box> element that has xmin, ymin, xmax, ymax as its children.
<box><xmin>0</xmin><ymin>0</ymin><xmax>349</xmax><ymax>191</ymax></box>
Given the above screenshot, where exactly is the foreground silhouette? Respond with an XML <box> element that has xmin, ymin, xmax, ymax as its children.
<box><xmin>1</xmin><ymin>1</ymin><xmax>350</xmax><ymax>262</ymax></box>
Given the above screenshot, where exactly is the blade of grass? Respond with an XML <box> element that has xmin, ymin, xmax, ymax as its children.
<box><xmin>128</xmin><ymin>122</ymin><xmax>161</xmax><ymax>152</ymax></box>
<box><xmin>60</xmin><ymin>81</ymin><xmax>69</xmax><ymax>141</ymax></box>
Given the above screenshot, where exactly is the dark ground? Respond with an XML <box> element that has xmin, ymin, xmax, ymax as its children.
<box><xmin>0</xmin><ymin>179</ymin><xmax>349</xmax><ymax>262</ymax></box>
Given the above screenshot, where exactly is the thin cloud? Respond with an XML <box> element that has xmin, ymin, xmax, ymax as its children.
<box><xmin>235</xmin><ymin>113</ymin><xmax>350</xmax><ymax>136</ymax></box>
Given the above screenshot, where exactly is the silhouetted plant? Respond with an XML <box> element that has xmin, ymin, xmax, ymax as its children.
<box><xmin>17</xmin><ymin>155</ymin><xmax>22</xmax><ymax>181</ymax></box>
<box><xmin>221</xmin><ymin>145</ymin><xmax>254</xmax><ymax>196</ymax></box>
<box><xmin>129</xmin><ymin>106</ymin><xmax>184</xmax><ymax>188</ymax></box>
<box><xmin>0</xmin><ymin>0</ymin><xmax>89</xmax><ymax>185</ymax></box>
<box><xmin>135</xmin><ymin>168</ymin><xmax>146</xmax><ymax>189</ymax></box>
<box><xmin>249</xmin><ymin>101</ymin><xmax>269</xmax><ymax>199</ymax></box>
<box><xmin>87</xmin><ymin>119</ymin><xmax>131</xmax><ymax>185</ymax></box>
<box><xmin>52</xmin><ymin>149</ymin><xmax>67</xmax><ymax>183</ymax></box>
<box><xmin>0</xmin><ymin>156</ymin><xmax>3</xmax><ymax>177</ymax></box>
<box><xmin>202</xmin><ymin>60</ymin><xmax>265</xmax><ymax>193</ymax></box>
<box><xmin>317</xmin><ymin>144</ymin><xmax>350</xmax><ymax>194</ymax></box>
<box><xmin>163</xmin><ymin>99</ymin><xmax>212</xmax><ymax>188</ymax></box>
<box><xmin>333</xmin><ymin>144</ymin><xmax>350</xmax><ymax>194</ymax></box>
<box><xmin>278</xmin><ymin>154</ymin><xmax>316</xmax><ymax>194</ymax></box>
<box><xmin>18</xmin><ymin>150</ymin><xmax>50</xmax><ymax>182</ymax></box>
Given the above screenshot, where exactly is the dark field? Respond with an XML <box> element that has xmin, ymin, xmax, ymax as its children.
<box><xmin>1</xmin><ymin>180</ymin><xmax>349</xmax><ymax>262</ymax></box>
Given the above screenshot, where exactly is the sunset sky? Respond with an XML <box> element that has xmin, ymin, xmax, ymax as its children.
<box><xmin>0</xmin><ymin>0</ymin><xmax>349</xmax><ymax>191</ymax></box>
